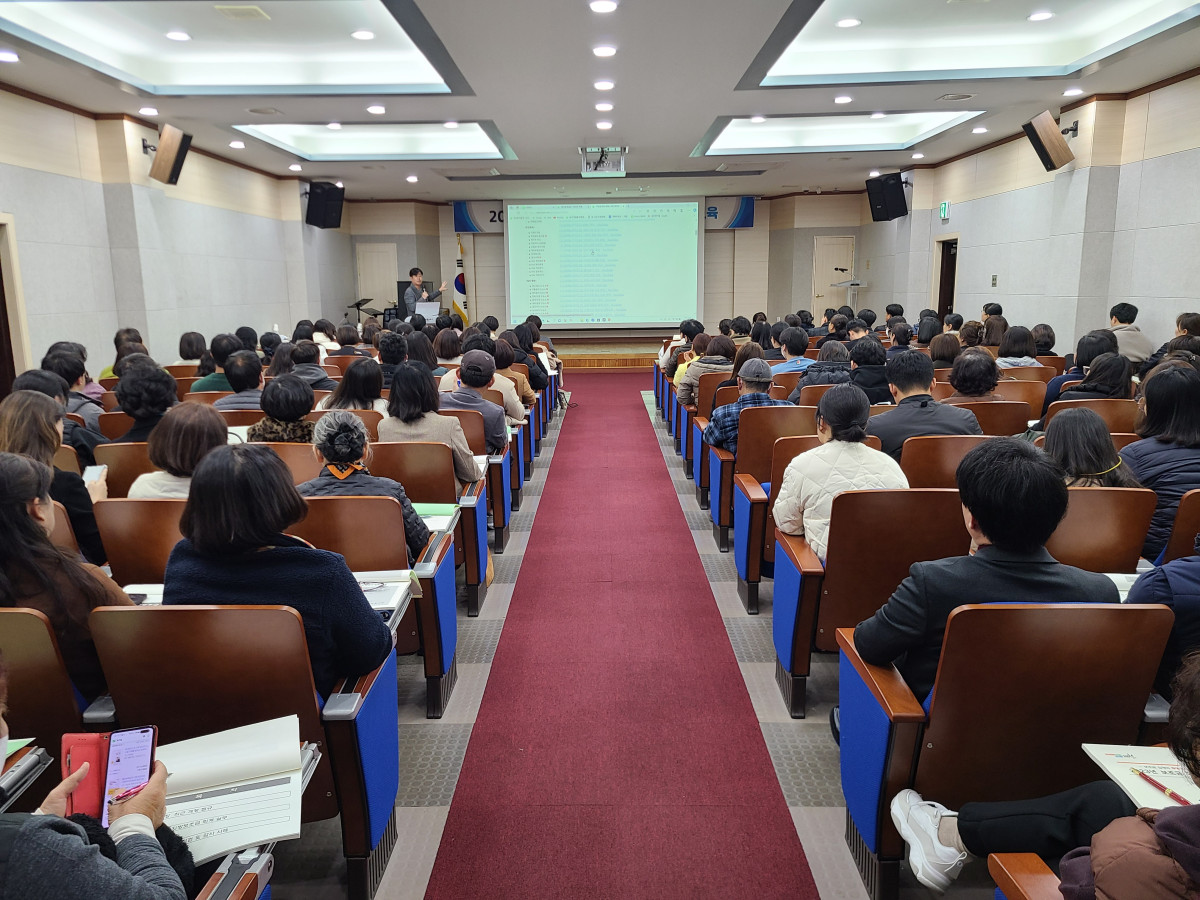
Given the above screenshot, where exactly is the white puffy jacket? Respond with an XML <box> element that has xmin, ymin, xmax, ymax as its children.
<box><xmin>772</xmin><ymin>439</ymin><xmax>909</xmax><ymax>559</ymax></box>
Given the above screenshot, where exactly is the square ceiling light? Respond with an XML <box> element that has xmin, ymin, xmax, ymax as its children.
<box><xmin>756</xmin><ymin>0</ymin><xmax>1200</xmax><ymax>85</ymax></box>
<box><xmin>0</xmin><ymin>0</ymin><xmax>463</xmax><ymax>94</ymax></box>
<box><xmin>233</xmin><ymin>122</ymin><xmax>514</xmax><ymax>161</ymax></box>
<box><xmin>698</xmin><ymin>111</ymin><xmax>984</xmax><ymax>156</ymax></box>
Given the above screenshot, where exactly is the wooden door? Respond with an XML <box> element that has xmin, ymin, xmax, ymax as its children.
<box><xmin>811</xmin><ymin>236</ymin><xmax>855</xmax><ymax>314</ymax></box>
<box><xmin>355</xmin><ymin>243</ymin><xmax>399</xmax><ymax>311</ymax></box>
<box><xmin>937</xmin><ymin>240</ymin><xmax>958</xmax><ymax>318</ymax></box>
<box><xmin>0</xmin><ymin>254</ymin><xmax>15</xmax><ymax>396</ymax></box>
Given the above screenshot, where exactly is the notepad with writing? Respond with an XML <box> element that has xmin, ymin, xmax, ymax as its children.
<box><xmin>156</xmin><ymin>716</ymin><xmax>303</xmax><ymax>864</ymax></box>
<box><xmin>1083</xmin><ymin>743</ymin><xmax>1200</xmax><ymax>809</ymax></box>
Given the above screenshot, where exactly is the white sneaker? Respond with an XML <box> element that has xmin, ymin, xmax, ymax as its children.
<box><xmin>890</xmin><ymin>789</ymin><xmax>967</xmax><ymax>894</ymax></box>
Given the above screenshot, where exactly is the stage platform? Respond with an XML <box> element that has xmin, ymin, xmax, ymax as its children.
<box><xmin>554</xmin><ymin>337</ymin><xmax>661</xmax><ymax>372</ymax></box>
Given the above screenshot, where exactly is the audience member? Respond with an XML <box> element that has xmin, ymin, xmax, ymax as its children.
<box><xmin>164</xmin><ymin>444</ymin><xmax>392</xmax><ymax>697</ymax></box>
<box><xmin>289</xmin><ymin>340</ymin><xmax>338</xmax><ymax>391</ymax></box>
<box><xmin>718</xmin><ymin>317</ymin><xmax>734</xmax><ymax>337</ymax></box>
<box><xmin>788</xmin><ymin>342</ymin><xmax>852</xmax><ymax>401</ymax></box>
<box><xmin>944</xmin><ymin>350</ymin><xmax>1002</xmax><ymax>403</ymax></box>
<box><xmin>129</xmin><ymin>403</ymin><xmax>227</xmax><ymax>499</ymax></box>
<box><xmin>981</xmin><ymin>302</ymin><xmax>1003</xmax><ymax>321</ymax></box>
<box><xmin>377</xmin><ymin>331</ymin><xmax>408</xmax><ymax>388</ymax></box>
<box><xmin>856</xmin><ymin>437</ymin><xmax>1117</xmax><ymax>699</ymax></box>
<box><xmin>1043</xmin><ymin>408</ymin><xmax>1142</xmax><ymax>489</ymax></box>
<box><xmin>915</xmin><ymin>316</ymin><xmax>941</xmax><ymax>347</ymax></box>
<box><xmin>1140</xmin><ymin>312</ymin><xmax>1200</xmax><ymax>377</ymax></box>
<box><xmin>111</xmin><ymin>342</ymin><xmax>151</xmax><ymax>379</ymax></box>
<box><xmin>764</xmin><ymin>322</ymin><xmax>788</xmax><ymax>360</ymax></box>
<box><xmin>235</xmin><ymin>326</ymin><xmax>259</xmax><ymax>356</ymax></box>
<box><xmin>495</xmin><ymin>338</ymin><xmax>536</xmax><ymax>408</ymax></box>
<box><xmin>404</xmin><ymin>331</ymin><xmax>443</xmax><ymax>377</ymax></box>
<box><xmin>717</xmin><ymin>341</ymin><xmax>765</xmax><ymax>390</ymax></box>
<box><xmin>677</xmin><ymin>335</ymin><xmax>736</xmax><ymax>406</ymax></box>
<box><xmin>928</xmin><ymin>333</ymin><xmax>962</xmax><ymax>370</ymax></box>
<box><xmin>773</xmin><ymin>385</ymin><xmax>908</xmax><ymax>558</ymax></box>
<box><xmin>994</xmin><ymin>325</ymin><xmax>1043</xmax><ymax>368</ymax></box>
<box><xmin>701</xmin><ymin>359</ymin><xmax>791</xmax><ymax>457</ymax></box>
<box><xmin>797</xmin><ymin>310</ymin><xmax>817</xmax><ymax>336</ymax></box>
<box><xmin>296</xmin><ymin>411</ymin><xmax>429</xmax><ymax>565</ymax></box>
<box><xmin>750</xmin><ymin>321</ymin><xmax>772</xmax><ymax>353</ymax></box>
<box><xmin>409</xmin><ymin>313</ymin><xmax>427</xmax><ymax>333</ymax></box>
<box><xmin>673</xmin><ymin>333</ymin><xmax>710</xmax><ymax>387</ymax></box>
<box><xmin>433</xmin><ymin>329</ymin><xmax>463</xmax><ymax>366</ymax></box>
<box><xmin>730</xmin><ymin>316</ymin><xmax>753</xmax><ymax>344</ymax></box>
<box><xmin>440</xmin><ymin>334</ymin><xmax>526</xmax><ymax>424</ymax></box>
<box><xmin>42</xmin><ymin>351</ymin><xmax>103</xmax><ymax>433</ymax></box>
<box><xmin>815</xmin><ymin>315</ymin><xmax>849</xmax><ymax>348</ymax></box>
<box><xmin>114</xmin><ymin>364</ymin><xmax>177</xmax><ymax>442</ymax></box>
<box><xmin>772</xmin><ymin>327</ymin><xmax>813</xmax><ymax>374</ymax></box>
<box><xmin>189</xmin><ymin>334</ymin><xmax>241</xmax><ymax>392</ymax></box>
<box><xmin>886</xmin><ymin>323</ymin><xmax>914</xmax><ymax>359</ymax></box>
<box><xmin>867</xmin><ymin>353</ymin><xmax>982</xmax><ymax>460</ymax></box>
<box><xmin>265</xmin><ymin>342</ymin><xmax>296</xmax><ymax>377</ymax></box>
<box><xmin>247</xmin><ymin>374</ymin><xmax>316</xmax><ymax>444</ymax></box>
<box><xmin>1042</xmin><ymin>330</ymin><xmax>1120</xmax><ymax>414</ymax></box>
<box><xmin>259</xmin><ymin>331</ymin><xmax>281</xmax><ymax>361</ymax></box>
<box><xmin>292</xmin><ymin>320</ymin><xmax>315</xmax><ymax>343</ymax></box>
<box><xmin>511</xmin><ymin>324</ymin><xmax>553</xmax><ymax>388</ymax></box>
<box><xmin>318</xmin><ymin>357</ymin><xmax>388</xmax><ymax>413</ymax></box>
<box><xmin>1108</xmin><ymin>302</ymin><xmax>1155</xmax><ymax>362</ymax></box>
<box><xmin>379</xmin><ymin>363</ymin><xmax>479</xmax><ymax>487</ymax></box>
<box><xmin>846</xmin><ymin>319</ymin><xmax>871</xmax><ymax>344</ymax></box>
<box><xmin>1121</xmin><ymin>365</ymin><xmax>1200</xmax><ymax>561</ymax></box>
<box><xmin>752</xmin><ymin>311</ymin><xmax>768</xmax><ymax>324</ymax></box>
<box><xmin>981</xmin><ymin>315</ymin><xmax>1009</xmax><ymax>347</ymax></box>
<box><xmin>1032</xmin><ymin>323</ymin><xmax>1056</xmax><ymax>356</ymax></box>
<box><xmin>327</xmin><ymin>324</ymin><xmax>370</xmax><ymax>358</ymax></box>
<box><xmin>438</xmin><ymin>350</ymin><xmax>507</xmax><ymax>453</ymax></box>
<box><xmin>212</xmin><ymin>351</ymin><xmax>263</xmax><ymax>410</ymax></box>
<box><xmin>174</xmin><ymin>331</ymin><xmax>206</xmax><ymax>367</ymax></box>
<box><xmin>943</xmin><ymin>313</ymin><xmax>963</xmax><ymax>336</ymax></box>
<box><xmin>312</xmin><ymin>319</ymin><xmax>338</xmax><ymax>348</ymax></box>
<box><xmin>959</xmin><ymin>320</ymin><xmax>984</xmax><ymax>347</ymax></box>
<box><xmin>11</xmin><ymin>369</ymin><xmax>108</xmax><ymax>468</ymax></box>
<box><xmin>99</xmin><ymin>328</ymin><xmax>143</xmax><ymax>379</ymax></box>
<box><xmin>858</xmin><ymin>309</ymin><xmax>878</xmax><ymax>332</ymax></box>
<box><xmin>848</xmin><ymin>338</ymin><xmax>891</xmax><ymax>404</ymax></box>
<box><xmin>1056</xmin><ymin>352</ymin><xmax>1134</xmax><ymax>404</ymax></box>
<box><xmin>881</xmin><ymin>304</ymin><xmax>904</xmax><ymax>331</ymax></box>
<box><xmin>483</xmin><ymin>315</ymin><xmax>500</xmax><ymax>336</ymax></box>
<box><xmin>0</xmin><ymin>391</ymin><xmax>107</xmax><ymax>564</ymax></box>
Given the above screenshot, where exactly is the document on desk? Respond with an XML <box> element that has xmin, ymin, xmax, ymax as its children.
<box><xmin>156</xmin><ymin>716</ymin><xmax>302</xmax><ymax>864</ymax></box>
<box><xmin>1083</xmin><ymin>743</ymin><xmax>1200</xmax><ymax>808</ymax></box>
<box><xmin>473</xmin><ymin>454</ymin><xmax>488</xmax><ymax>477</ymax></box>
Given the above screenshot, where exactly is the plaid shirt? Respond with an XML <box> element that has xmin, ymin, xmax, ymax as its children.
<box><xmin>702</xmin><ymin>393</ymin><xmax>794</xmax><ymax>456</ymax></box>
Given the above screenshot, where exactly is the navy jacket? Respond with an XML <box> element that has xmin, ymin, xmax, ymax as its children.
<box><xmin>163</xmin><ymin>535</ymin><xmax>392</xmax><ymax>697</ymax></box>
<box><xmin>855</xmin><ymin>545</ymin><xmax>1120</xmax><ymax>701</ymax></box>
<box><xmin>1121</xmin><ymin>438</ymin><xmax>1200</xmax><ymax>561</ymax></box>
<box><xmin>1043</xmin><ymin>366</ymin><xmax>1084</xmax><ymax>415</ymax></box>
<box><xmin>1127</xmin><ymin>554</ymin><xmax>1200</xmax><ymax>698</ymax></box>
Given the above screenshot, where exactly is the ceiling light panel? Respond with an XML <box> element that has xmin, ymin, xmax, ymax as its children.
<box><xmin>0</xmin><ymin>0</ymin><xmax>450</xmax><ymax>94</ymax></box>
<box><xmin>702</xmin><ymin>110</ymin><xmax>984</xmax><ymax>155</ymax></box>
<box><xmin>761</xmin><ymin>0</ymin><xmax>1199</xmax><ymax>85</ymax></box>
<box><xmin>232</xmin><ymin>121</ymin><xmax>511</xmax><ymax>160</ymax></box>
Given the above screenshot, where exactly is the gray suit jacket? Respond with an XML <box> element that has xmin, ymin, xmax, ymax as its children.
<box><xmin>866</xmin><ymin>394</ymin><xmax>983</xmax><ymax>460</ymax></box>
<box><xmin>403</xmin><ymin>283</ymin><xmax>442</xmax><ymax>317</ymax></box>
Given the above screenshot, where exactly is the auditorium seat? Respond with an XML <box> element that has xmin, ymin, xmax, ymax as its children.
<box><xmin>49</xmin><ymin>501</ymin><xmax>79</xmax><ymax>555</ymax></box>
<box><xmin>1002</xmin><ymin>366</ymin><xmax>1056</xmax><ymax>384</ymax></box>
<box><xmin>796</xmin><ymin>383</ymin><xmax>836</xmax><ymax>407</ymax></box>
<box><xmin>216</xmin><ymin>409</ymin><xmax>266</xmax><ymax>428</ymax></box>
<box><xmin>184</xmin><ymin>391</ymin><xmax>233</xmax><ymax>406</ymax></box>
<box><xmin>691</xmin><ymin>384</ymin><xmax>742</xmax><ymax>510</ymax></box>
<box><xmin>929</xmin><ymin>382</ymin><xmax>955</xmax><ymax>401</ymax></box>
<box><xmin>288</xmin><ymin>496</ymin><xmax>417</xmax><ymax>570</ymax></box>
<box><xmin>773</xmin><ymin>489</ymin><xmax>970</xmax><ymax>717</ymax></box>
<box><xmin>93</xmin><ymin>498</ymin><xmax>185</xmax><ymax>584</ymax></box>
<box><xmin>263</xmin><ymin>441</ymin><xmax>324</xmax><ymax>484</ymax></box>
<box><xmin>174</xmin><ymin>377</ymin><xmax>202</xmax><ymax>401</ymax></box>
<box><xmin>321</xmin><ymin>364</ymin><xmax>341</xmax><ymax>377</ymax></box>
<box><xmin>988</xmin><ymin>854</ymin><xmax>1061</xmax><ymax>900</ymax></box>
<box><xmin>100</xmin><ymin>390</ymin><xmax>120</xmax><ymax>412</ymax></box>
<box><xmin>89</xmin><ymin>604</ymin><xmax>401</xmax><ymax>900</ymax></box>
<box><xmin>1044</xmin><ymin>487</ymin><xmax>1157</xmax><ymax>572</ymax></box>
<box><xmin>324</xmin><ymin>354</ymin><xmax>362</xmax><ymax>374</ymax></box>
<box><xmin>97</xmin><ymin>411</ymin><xmax>135</xmax><ymax>440</ymax></box>
<box><xmin>952</xmin><ymin>401</ymin><xmax>1032</xmax><ymax>436</ymax></box>
<box><xmin>1037</xmin><ymin>356</ymin><xmax>1067</xmax><ymax>376</ymax></box>
<box><xmin>94</xmin><ymin>442</ymin><xmax>156</xmax><ymax>499</ymax></box>
<box><xmin>682</xmin><ymin>371</ymin><xmax>726</xmax><ymax>480</ymax></box>
<box><xmin>312</xmin><ymin>390</ymin><xmax>333</xmax><ymax>408</ymax></box>
<box><xmin>163</xmin><ymin>364</ymin><xmax>197</xmax><ymax>377</ymax></box>
<box><xmin>768</xmin><ymin>385</ymin><xmax>791</xmax><ymax>401</ymax></box>
<box><xmin>992</xmin><ymin>379</ymin><xmax>1047</xmax><ymax>409</ymax></box>
<box><xmin>899</xmin><ymin>435</ymin><xmax>991</xmax><ymax>488</ymax></box>
<box><xmin>99</xmin><ymin>376</ymin><xmax>118</xmax><ymax>390</ymax></box>
<box><xmin>772</xmin><ymin>371</ymin><xmax>804</xmax><ymax>397</ymax></box>
<box><xmin>439</xmin><ymin>408</ymin><xmax>512</xmax><ymax>553</ymax></box>
<box><xmin>709</xmin><ymin>405</ymin><xmax>819</xmax><ymax>552</ymax></box>
<box><xmin>1110</xmin><ymin>432</ymin><xmax>1141</xmax><ymax>451</ymax></box>
<box><xmin>837</xmin><ymin>603</ymin><xmax>1172</xmax><ymax>900</ymax></box>
<box><xmin>1163</xmin><ymin>488</ymin><xmax>1200</xmax><ymax>563</ymax></box>
<box><xmin>64</xmin><ymin>413</ymin><xmax>86</xmax><ymax>428</ymax></box>
<box><xmin>1043</xmin><ymin>398</ymin><xmax>1139</xmax><ymax>432</ymax></box>
<box><xmin>53</xmin><ymin>444</ymin><xmax>81</xmax><ymax>476</ymax></box>
<box><xmin>305</xmin><ymin>408</ymin><xmax>382</xmax><ymax>440</ymax></box>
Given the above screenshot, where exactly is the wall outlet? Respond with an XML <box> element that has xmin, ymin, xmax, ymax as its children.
<box><xmin>865</xmin><ymin>259</ymin><xmax>871</xmax><ymax>270</ymax></box>
<box><xmin>991</xmin><ymin>275</ymin><xmax>998</xmax><ymax>288</ymax></box>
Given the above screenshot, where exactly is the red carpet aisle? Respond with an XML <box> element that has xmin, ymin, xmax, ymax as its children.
<box><xmin>425</xmin><ymin>373</ymin><xmax>819</xmax><ymax>898</ymax></box>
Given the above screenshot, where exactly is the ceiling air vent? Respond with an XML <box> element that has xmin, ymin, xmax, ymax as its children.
<box><xmin>937</xmin><ymin>93</ymin><xmax>976</xmax><ymax>101</ymax></box>
<box><xmin>214</xmin><ymin>5</ymin><xmax>271</xmax><ymax>21</ymax></box>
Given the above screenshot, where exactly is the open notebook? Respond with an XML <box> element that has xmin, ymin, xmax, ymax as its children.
<box><xmin>1084</xmin><ymin>743</ymin><xmax>1200</xmax><ymax>809</ymax></box>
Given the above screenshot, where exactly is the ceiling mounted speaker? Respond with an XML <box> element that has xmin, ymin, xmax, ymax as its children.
<box><xmin>865</xmin><ymin>173</ymin><xmax>908</xmax><ymax>222</ymax></box>
<box><xmin>147</xmin><ymin>124</ymin><xmax>192</xmax><ymax>185</ymax></box>
<box><xmin>305</xmin><ymin>181</ymin><xmax>345</xmax><ymax>229</ymax></box>
<box><xmin>1022</xmin><ymin>110</ymin><xmax>1075</xmax><ymax>171</ymax></box>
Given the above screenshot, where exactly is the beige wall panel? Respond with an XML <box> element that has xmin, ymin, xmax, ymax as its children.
<box><xmin>769</xmin><ymin>197</ymin><xmax>796</xmax><ymax>230</ymax></box>
<box><xmin>0</xmin><ymin>91</ymin><xmax>92</xmax><ymax>180</ymax></box>
<box><xmin>1121</xmin><ymin>94</ymin><xmax>1149</xmax><ymax>165</ymax></box>
<box><xmin>414</xmin><ymin>202</ymin><xmax>442</xmax><ymax>236</ymax></box>
<box><xmin>973</xmin><ymin>140</ymin><xmax>1054</xmax><ymax>201</ymax></box>
<box><xmin>704</xmin><ymin>230</ymin><xmax>734</xmax><ymax>319</ymax></box>
<box><xmin>1143</xmin><ymin>77</ymin><xmax>1200</xmax><ymax>160</ymax></box>
<box><xmin>793</xmin><ymin>194</ymin><xmax>862</xmax><ymax>227</ymax></box>
<box><xmin>908</xmin><ymin>169</ymin><xmax>935</xmax><ymax>211</ymax></box>
<box><xmin>73</xmin><ymin>117</ymin><xmax>103</xmax><ymax>183</ymax></box>
<box><xmin>1090</xmin><ymin>101</ymin><xmax>1127</xmax><ymax>168</ymax></box>
<box><xmin>96</xmin><ymin>119</ymin><xmax>131</xmax><ymax>182</ymax></box>
<box><xmin>1064</xmin><ymin>103</ymin><xmax>1097</xmax><ymax>170</ymax></box>
<box><xmin>276</xmin><ymin>181</ymin><xmax>302</xmax><ymax>222</ymax></box>
<box><xmin>473</xmin><ymin>232</ymin><xmax>504</xmax><ymax>267</ymax></box>
<box><xmin>935</xmin><ymin>156</ymin><xmax>978</xmax><ymax>206</ymax></box>
<box><xmin>733</xmin><ymin>205</ymin><xmax>770</xmax><ymax>313</ymax></box>
<box><xmin>348</xmin><ymin>202</ymin><xmax>417</xmax><ymax>235</ymax></box>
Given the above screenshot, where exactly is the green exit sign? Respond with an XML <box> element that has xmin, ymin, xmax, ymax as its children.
<box><xmin>939</xmin><ymin>201</ymin><xmax>951</xmax><ymax>219</ymax></box>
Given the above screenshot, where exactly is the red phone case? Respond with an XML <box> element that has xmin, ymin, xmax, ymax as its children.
<box><xmin>60</xmin><ymin>732</ymin><xmax>109</xmax><ymax>818</ymax></box>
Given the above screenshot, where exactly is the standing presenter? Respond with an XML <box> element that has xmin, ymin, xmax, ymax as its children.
<box><xmin>403</xmin><ymin>267</ymin><xmax>448</xmax><ymax>319</ymax></box>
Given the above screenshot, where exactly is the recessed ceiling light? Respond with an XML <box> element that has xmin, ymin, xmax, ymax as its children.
<box><xmin>590</xmin><ymin>0</ymin><xmax>618</xmax><ymax>11</ymax></box>
<box><xmin>834</xmin><ymin>95</ymin><xmax>853</xmax><ymax>104</ymax></box>
<box><xmin>973</xmin><ymin>126</ymin><xmax>989</xmax><ymax>133</ymax></box>
<box><xmin>1063</xmin><ymin>87</ymin><xmax>1084</xmax><ymax>96</ymax></box>
<box><xmin>406</xmin><ymin>175</ymin><xmax>419</xmax><ymax>183</ymax></box>
<box><xmin>138</xmin><ymin>106</ymin><xmax>158</xmax><ymax>116</ymax></box>
<box><xmin>165</xmin><ymin>31</ymin><xmax>190</xmax><ymax>41</ymax></box>
<box><xmin>335</xmin><ymin>181</ymin><xmax>344</xmax><ymax>188</ymax></box>
<box><xmin>593</xmin><ymin>45</ymin><xmax>616</xmax><ymax>57</ymax></box>
<box><xmin>594</xmin><ymin>80</ymin><xmax>614</xmax><ymax>90</ymax></box>
<box><xmin>367</xmin><ymin>105</ymin><xmax>386</xmax><ymax>115</ymax></box>
<box><xmin>1027</xmin><ymin>11</ymin><xmax>1054</xmax><ymax>21</ymax></box>
<box><xmin>0</xmin><ymin>50</ymin><xmax>19</xmax><ymax>63</ymax></box>
<box><xmin>327</xmin><ymin>122</ymin><xmax>342</xmax><ymax>130</ymax></box>
<box><xmin>289</xmin><ymin>164</ymin><xmax>302</xmax><ymax>172</ymax></box>
<box><xmin>912</xmin><ymin>152</ymin><xmax>925</xmax><ymax>159</ymax></box>
<box><xmin>870</xmin><ymin>112</ymin><xmax>886</xmax><ymax>118</ymax></box>
<box><xmin>595</xmin><ymin>102</ymin><xmax>613</xmax><ymax>112</ymax></box>
<box><xmin>229</xmin><ymin>140</ymin><xmax>245</xmax><ymax>149</ymax></box>
<box><xmin>836</xmin><ymin>17</ymin><xmax>862</xmax><ymax>27</ymax></box>
<box><xmin>597</xmin><ymin>121</ymin><xmax>613</xmax><ymax>130</ymax></box>
<box><xmin>869</xmin><ymin>170</ymin><xmax>881</xmax><ymax>177</ymax></box>
<box><xmin>351</xmin><ymin>30</ymin><xmax>375</xmax><ymax>40</ymax></box>
<box><xmin>750</xmin><ymin>115</ymin><xmax>766</xmax><ymax>123</ymax></box>
<box><xmin>443</xmin><ymin>121</ymin><xmax>459</xmax><ymax>128</ymax></box>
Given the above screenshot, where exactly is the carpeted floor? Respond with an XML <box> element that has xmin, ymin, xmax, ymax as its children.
<box><xmin>424</xmin><ymin>372</ymin><xmax>819</xmax><ymax>898</ymax></box>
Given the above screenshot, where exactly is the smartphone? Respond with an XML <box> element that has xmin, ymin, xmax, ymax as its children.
<box><xmin>100</xmin><ymin>726</ymin><xmax>157</xmax><ymax>827</ymax></box>
<box><xmin>81</xmin><ymin>464</ymin><xmax>107</xmax><ymax>484</ymax></box>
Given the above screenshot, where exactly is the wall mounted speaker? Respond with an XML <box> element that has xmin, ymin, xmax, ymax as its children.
<box><xmin>1022</xmin><ymin>110</ymin><xmax>1075</xmax><ymax>172</ymax></box>
<box><xmin>305</xmin><ymin>181</ymin><xmax>345</xmax><ymax>229</ymax></box>
<box><xmin>865</xmin><ymin>173</ymin><xmax>908</xmax><ymax>222</ymax></box>
<box><xmin>147</xmin><ymin>124</ymin><xmax>192</xmax><ymax>185</ymax></box>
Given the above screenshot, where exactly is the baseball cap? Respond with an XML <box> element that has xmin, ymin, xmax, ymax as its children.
<box><xmin>738</xmin><ymin>358</ymin><xmax>773</xmax><ymax>382</ymax></box>
<box><xmin>460</xmin><ymin>349</ymin><xmax>496</xmax><ymax>380</ymax></box>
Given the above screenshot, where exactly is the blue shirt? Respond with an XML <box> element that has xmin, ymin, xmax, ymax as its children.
<box><xmin>702</xmin><ymin>393</ymin><xmax>794</xmax><ymax>456</ymax></box>
<box><xmin>771</xmin><ymin>356</ymin><xmax>814</xmax><ymax>374</ymax></box>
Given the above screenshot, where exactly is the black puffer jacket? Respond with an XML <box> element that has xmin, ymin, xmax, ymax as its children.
<box><xmin>1120</xmin><ymin>437</ymin><xmax>1200</xmax><ymax>561</ymax></box>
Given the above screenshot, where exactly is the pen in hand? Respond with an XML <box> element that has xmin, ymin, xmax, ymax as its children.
<box><xmin>109</xmin><ymin>781</ymin><xmax>150</xmax><ymax>805</ymax></box>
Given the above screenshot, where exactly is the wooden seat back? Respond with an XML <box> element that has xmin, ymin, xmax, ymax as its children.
<box><xmin>174</xmin><ymin>377</ymin><xmax>202</xmax><ymax>401</ymax></box>
<box><xmin>438</xmin><ymin>409</ymin><xmax>487</xmax><ymax>455</ymax></box>
<box><xmin>99</xmin><ymin>376</ymin><xmax>118</xmax><ymax>390</ymax></box>
<box><xmin>93</xmin><ymin>499</ymin><xmax>185</xmax><ymax>585</ymax></box>
<box><xmin>100</xmin><ymin>390</ymin><xmax>120</xmax><ymax>412</ymax></box>
<box><xmin>320</xmin><ymin>364</ymin><xmax>341</xmax><ymax>377</ymax></box>
<box><xmin>53</xmin><ymin>444</ymin><xmax>81</xmax><ymax>475</ymax></box>
<box><xmin>1111</xmin><ymin>433</ymin><xmax>1141</xmax><ymax>452</ymax></box>
<box><xmin>734</xmin><ymin>406</ymin><xmax>819</xmax><ymax>482</ymax></box>
<box><xmin>712</xmin><ymin>385</ymin><xmax>738</xmax><ymax>413</ymax></box>
<box><xmin>694</xmin><ymin>372</ymin><xmax>728</xmax><ymax>418</ymax></box>
<box><xmin>915</xmin><ymin>603</ymin><xmax>1174</xmax><ymax>808</ymax></box>
<box><xmin>1044</xmin><ymin>398</ymin><xmax>1139</xmax><ymax>432</ymax></box>
<box><xmin>262</xmin><ymin>442</ymin><xmax>323</xmax><ymax>484</ymax></box>
<box><xmin>370</xmin><ymin>442</ymin><xmax>457</xmax><ymax>504</ymax></box>
<box><xmin>509</xmin><ymin>362</ymin><xmax>530</xmax><ymax>379</ymax></box>
<box><xmin>49</xmin><ymin>501</ymin><xmax>79</xmax><ymax>555</ymax></box>
<box><xmin>1037</xmin><ymin>356</ymin><xmax>1067</xmax><ymax>375</ymax></box>
<box><xmin>1045</xmin><ymin>487</ymin><xmax>1157</xmax><ymax>572</ymax></box>
<box><xmin>768</xmin><ymin>385</ymin><xmax>790</xmax><ymax>401</ymax></box>
<box><xmin>312</xmin><ymin>390</ymin><xmax>332</xmax><ymax>409</ymax></box>
<box><xmin>1002</xmin><ymin>366</ymin><xmax>1056</xmax><ymax>383</ymax></box>
<box><xmin>64</xmin><ymin>413</ymin><xmax>86</xmax><ymax>428</ymax></box>
<box><xmin>1162</xmin><ymin>488</ymin><xmax>1200</xmax><ymax>563</ymax></box>
<box><xmin>481</xmin><ymin>389</ymin><xmax>505</xmax><ymax>410</ymax></box>
<box><xmin>323</xmin><ymin>354</ymin><xmax>364</xmax><ymax>373</ymax></box>
<box><xmin>94</xmin><ymin>442</ymin><xmax>156</xmax><ymax>499</ymax></box>
<box><xmin>868</xmin><ymin>404</ymin><xmax>894</xmax><ymax>417</ymax></box>
<box><xmin>816</xmin><ymin>489</ymin><xmax>970</xmax><ymax>650</ymax></box>
<box><xmin>930</xmin><ymin>382</ymin><xmax>955</xmax><ymax>401</ymax></box>
<box><xmin>804</xmin><ymin>348</ymin><xmax>820</xmax><ymax>359</ymax></box>
<box><xmin>796</xmin><ymin>383</ymin><xmax>835</xmax><ymax>406</ymax></box>
<box><xmin>184</xmin><ymin>391</ymin><xmax>232</xmax><ymax>406</ymax></box>
<box><xmin>163</xmin><ymin>364</ymin><xmax>197</xmax><ymax>377</ymax></box>
<box><xmin>304</xmin><ymin>409</ymin><xmax>382</xmax><ymax>440</ymax></box>
<box><xmin>993</xmin><ymin>379</ymin><xmax>1047</xmax><ymax>408</ymax></box>
<box><xmin>952</xmin><ymin>401</ymin><xmax>1032</xmax><ymax>436</ymax></box>
<box><xmin>90</xmin><ymin>606</ymin><xmax>337</xmax><ymax>821</ymax></box>
<box><xmin>772</xmin><ymin>371</ymin><xmax>804</xmax><ymax>396</ymax></box>
<box><xmin>98</xmin><ymin>411</ymin><xmax>135</xmax><ymax>440</ymax></box>
<box><xmin>216</xmin><ymin>409</ymin><xmax>265</xmax><ymax>427</ymax></box>
<box><xmin>899</xmin><ymin>435</ymin><xmax>991</xmax><ymax>488</ymax></box>
<box><xmin>288</xmin><ymin>496</ymin><xmax>410</xmax><ymax>570</ymax></box>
